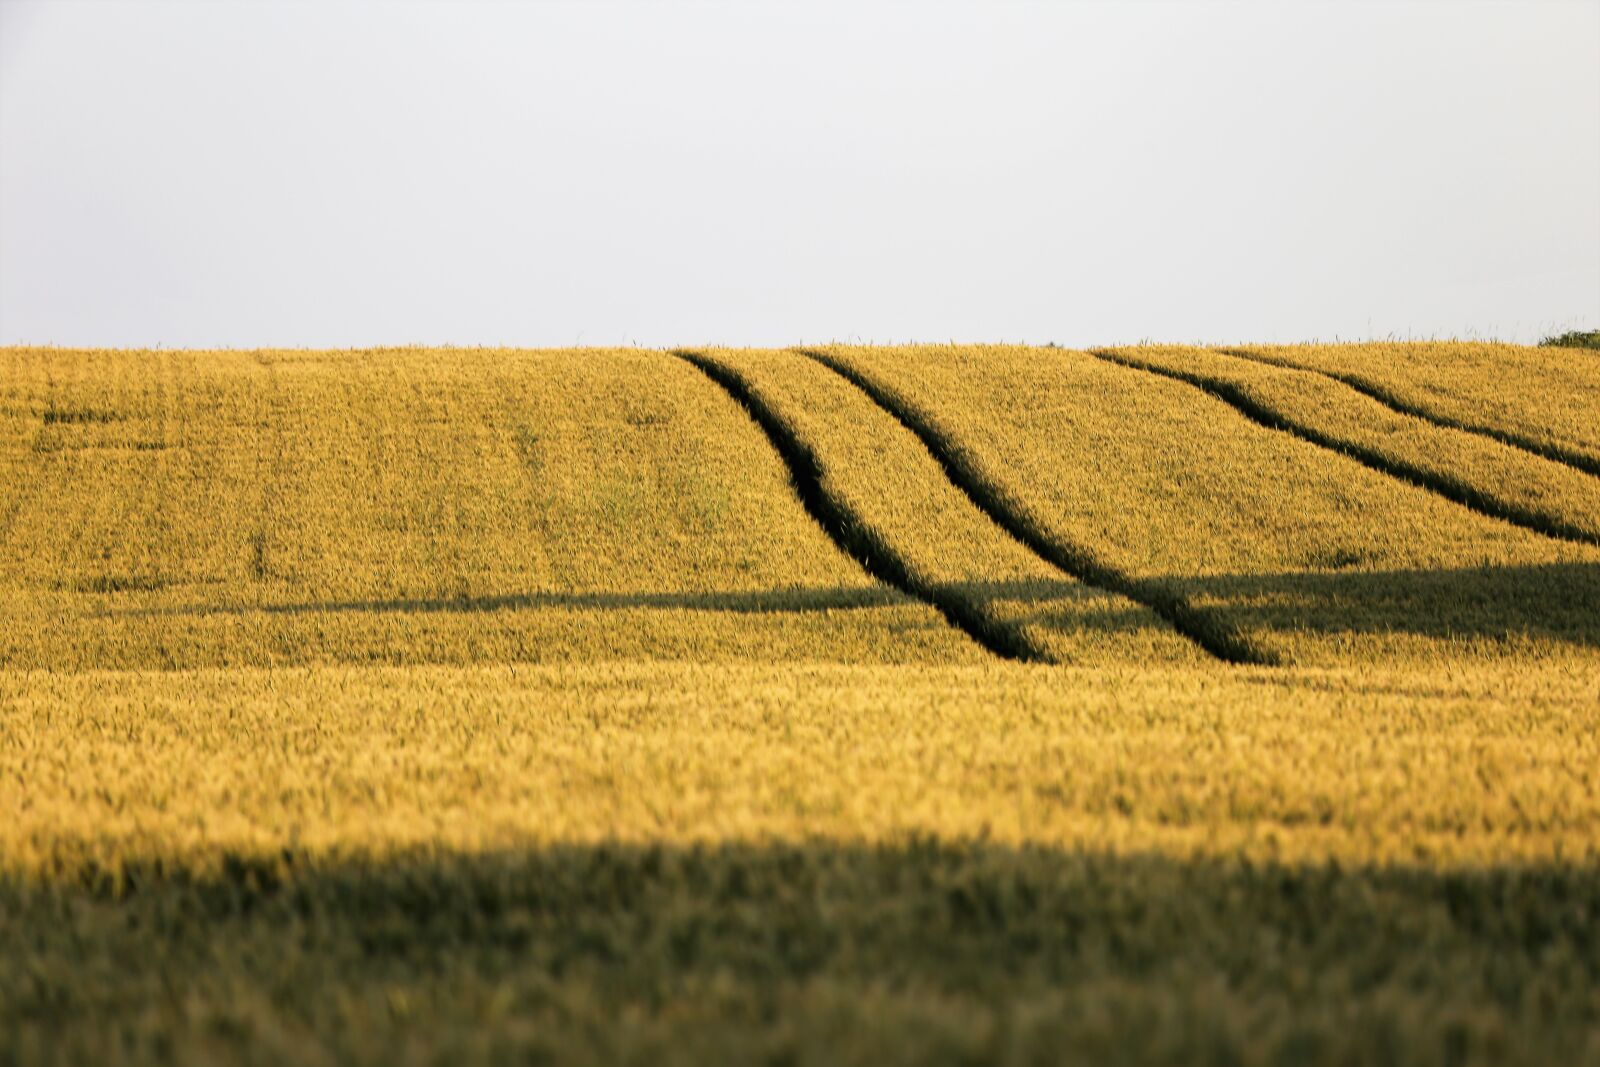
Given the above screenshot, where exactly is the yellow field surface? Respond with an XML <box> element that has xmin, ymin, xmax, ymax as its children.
<box><xmin>3</xmin><ymin>343</ymin><xmax>1599</xmax><ymax>1065</ymax></box>
<box><xmin>686</xmin><ymin>348</ymin><xmax>1203</xmax><ymax>665</ymax></box>
<box><xmin>0</xmin><ymin>347</ymin><xmax>969</xmax><ymax>670</ymax></box>
<box><xmin>1096</xmin><ymin>345</ymin><xmax>1600</xmax><ymax>545</ymax></box>
<box><xmin>821</xmin><ymin>344</ymin><xmax>1600</xmax><ymax>667</ymax></box>
<box><xmin>1232</xmin><ymin>341</ymin><xmax>1600</xmax><ymax>476</ymax></box>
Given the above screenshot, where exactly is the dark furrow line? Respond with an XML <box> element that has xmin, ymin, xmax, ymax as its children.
<box><xmin>670</xmin><ymin>350</ymin><xmax>1049</xmax><ymax>664</ymax></box>
<box><xmin>795</xmin><ymin>348</ymin><xmax>1270</xmax><ymax>667</ymax></box>
<box><xmin>1214</xmin><ymin>347</ymin><xmax>1600</xmax><ymax>480</ymax></box>
<box><xmin>1089</xmin><ymin>349</ymin><xmax>1600</xmax><ymax>550</ymax></box>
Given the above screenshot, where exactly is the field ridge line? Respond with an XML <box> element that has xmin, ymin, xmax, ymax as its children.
<box><xmin>1089</xmin><ymin>348</ymin><xmax>1600</xmax><ymax>549</ymax></box>
<box><xmin>1214</xmin><ymin>346</ymin><xmax>1600</xmax><ymax>480</ymax></box>
<box><xmin>795</xmin><ymin>347</ymin><xmax>1270</xmax><ymax>666</ymax></box>
<box><xmin>671</xmin><ymin>349</ymin><xmax>1051</xmax><ymax>664</ymax></box>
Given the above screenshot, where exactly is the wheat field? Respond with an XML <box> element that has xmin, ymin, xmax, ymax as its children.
<box><xmin>2</xmin><ymin>343</ymin><xmax>1598</xmax><ymax>1065</ymax></box>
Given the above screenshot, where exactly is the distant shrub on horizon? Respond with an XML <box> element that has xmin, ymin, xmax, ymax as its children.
<box><xmin>1539</xmin><ymin>329</ymin><xmax>1600</xmax><ymax>350</ymax></box>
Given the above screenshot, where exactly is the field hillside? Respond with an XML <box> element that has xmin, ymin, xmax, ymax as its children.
<box><xmin>2</xmin><ymin>343</ymin><xmax>1598</xmax><ymax>1065</ymax></box>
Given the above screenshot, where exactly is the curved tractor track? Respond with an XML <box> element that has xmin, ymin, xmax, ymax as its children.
<box><xmin>1090</xmin><ymin>348</ymin><xmax>1600</xmax><ymax>550</ymax></box>
<box><xmin>1215</xmin><ymin>347</ymin><xmax>1600</xmax><ymax>481</ymax></box>
<box><xmin>793</xmin><ymin>348</ymin><xmax>1269</xmax><ymax>666</ymax></box>
<box><xmin>673</xmin><ymin>350</ymin><xmax>1051</xmax><ymax>664</ymax></box>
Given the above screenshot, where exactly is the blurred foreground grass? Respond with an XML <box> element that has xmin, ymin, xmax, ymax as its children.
<box><xmin>4</xmin><ymin>662</ymin><xmax>1599</xmax><ymax>1065</ymax></box>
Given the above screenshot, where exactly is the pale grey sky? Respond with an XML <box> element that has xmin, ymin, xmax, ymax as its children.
<box><xmin>1</xmin><ymin>0</ymin><xmax>1596</xmax><ymax>348</ymax></box>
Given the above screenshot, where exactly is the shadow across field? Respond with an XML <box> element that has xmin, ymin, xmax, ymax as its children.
<box><xmin>104</xmin><ymin>584</ymin><xmax>913</xmax><ymax>617</ymax></box>
<box><xmin>5</xmin><ymin>839</ymin><xmax>1598</xmax><ymax>1064</ymax></box>
<box><xmin>1179</xmin><ymin>560</ymin><xmax>1600</xmax><ymax>651</ymax></box>
<box><xmin>89</xmin><ymin>561</ymin><xmax>1600</xmax><ymax>658</ymax></box>
<box><xmin>990</xmin><ymin>560</ymin><xmax>1600</xmax><ymax>655</ymax></box>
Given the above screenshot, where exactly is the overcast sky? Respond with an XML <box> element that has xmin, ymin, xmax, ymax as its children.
<box><xmin>1</xmin><ymin>0</ymin><xmax>1596</xmax><ymax>348</ymax></box>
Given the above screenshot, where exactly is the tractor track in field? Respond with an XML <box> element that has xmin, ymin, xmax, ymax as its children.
<box><xmin>1089</xmin><ymin>349</ymin><xmax>1600</xmax><ymax>550</ymax></box>
<box><xmin>672</xmin><ymin>350</ymin><xmax>1052</xmax><ymax>664</ymax></box>
<box><xmin>1214</xmin><ymin>347</ymin><xmax>1600</xmax><ymax>481</ymax></box>
<box><xmin>795</xmin><ymin>348</ymin><xmax>1270</xmax><ymax>667</ymax></box>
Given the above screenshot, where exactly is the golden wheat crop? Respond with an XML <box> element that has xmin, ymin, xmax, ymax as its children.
<box><xmin>686</xmin><ymin>348</ymin><xmax>1204</xmax><ymax>665</ymax></box>
<box><xmin>2</xmin><ymin>342</ymin><xmax>1598</xmax><ymax>1066</ymax></box>
<box><xmin>1096</xmin><ymin>345</ymin><xmax>1600</xmax><ymax>545</ymax></box>
<box><xmin>1232</xmin><ymin>341</ymin><xmax>1600</xmax><ymax>475</ymax></box>
<box><xmin>0</xmin><ymin>347</ymin><xmax>969</xmax><ymax>670</ymax></box>
<box><xmin>821</xmin><ymin>343</ymin><xmax>1600</xmax><ymax>667</ymax></box>
<box><xmin>6</xmin><ymin>662</ymin><xmax>1596</xmax><ymax>876</ymax></box>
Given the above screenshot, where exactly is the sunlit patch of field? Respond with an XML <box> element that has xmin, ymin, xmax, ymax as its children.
<box><xmin>819</xmin><ymin>343</ymin><xmax>1600</xmax><ymax>668</ymax></box>
<box><xmin>682</xmin><ymin>348</ymin><xmax>1204</xmax><ymax>665</ymax></box>
<box><xmin>2</xmin><ymin>343</ymin><xmax>1598</xmax><ymax>1065</ymax></box>
<box><xmin>0</xmin><ymin>347</ymin><xmax>970</xmax><ymax>670</ymax></box>
<box><xmin>1093</xmin><ymin>345</ymin><xmax>1600</xmax><ymax>546</ymax></box>
<box><xmin>1232</xmin><ymin>341</ymin><xmax>1600</xmax><ymax>476</ymax></box>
